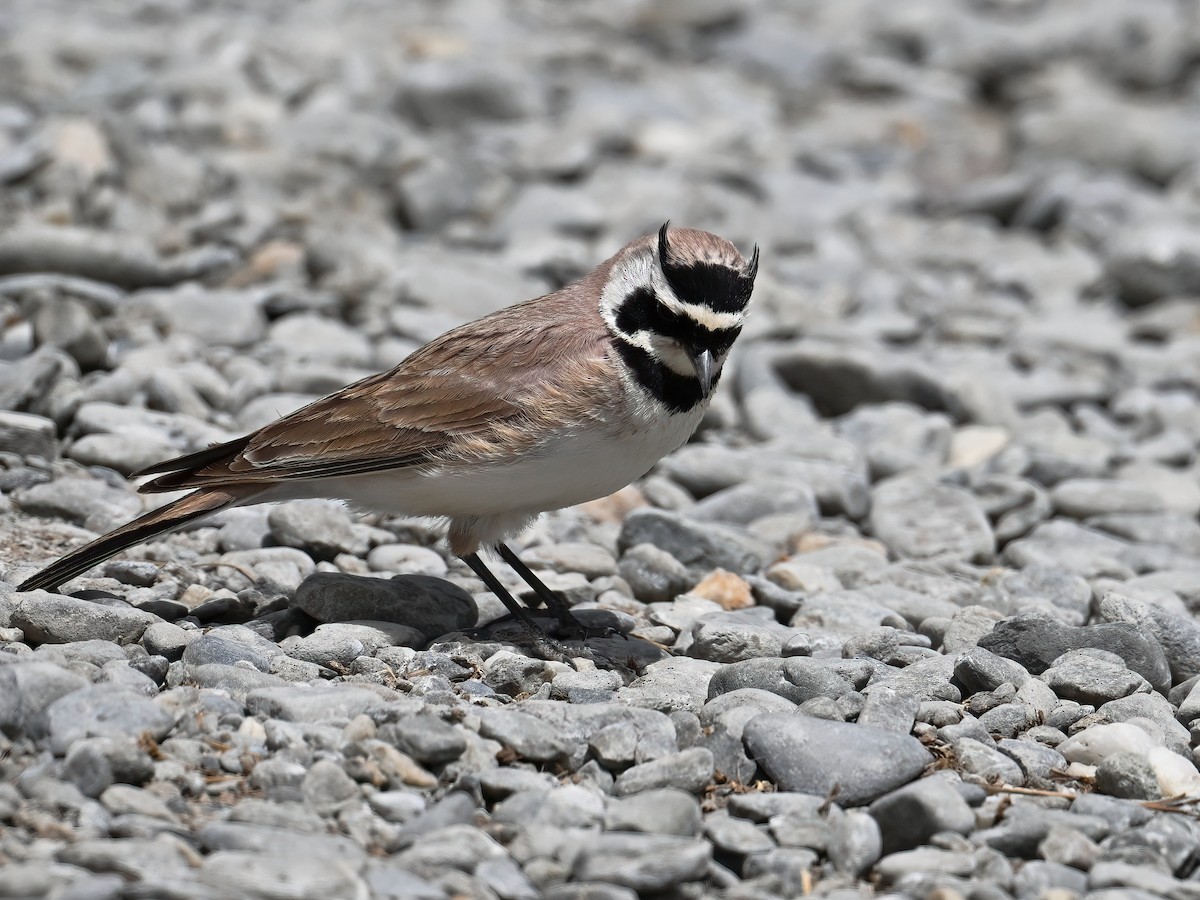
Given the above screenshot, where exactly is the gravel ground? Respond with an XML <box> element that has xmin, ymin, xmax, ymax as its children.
<box><xmin>4</xmin><ymin>0</ymin><xmax>1200</xmax><ymax>897</ymax></box>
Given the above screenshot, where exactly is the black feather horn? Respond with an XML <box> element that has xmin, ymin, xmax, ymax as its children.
<box><xmin>744</xmin><ymin>244</ymin><xmax>760</xmax><ymax>283</ymax></box>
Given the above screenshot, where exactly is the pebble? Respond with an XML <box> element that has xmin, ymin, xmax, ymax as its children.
<box><xmin>618</xmin><ymin>543</ymin><xmax>694</xmax><ymax>603</ymax></box>
<box><xmin>742</xmin><ymin>713</ymin><xmax>932</xmax><ymax>806</ymax></box>
<box><xmin>612</xmin><ymin>747</ymin><xmax>715</xmax><ymax>796</ymax></box>
<box><xmin>268</xmin><ymin>500</ymin><xmax>368</xmax><ymax>559</ymax></box>
<box><xmin>291</xmin><ymin>572</ymin><xmax>478</xmax><ymax>639</ymax></box>
<box><xmin>571</xmin><ymin>832</ymin><xmax>712</xmax><ymax>892</ymax></box>
<box><xmin>868</xmin><ymin>475</ymin><xmax>995</xmax><ymax>563</ymax></box>
<box><xmin>977</xmin><ymin>613</ymin><xmax>1172</xmax><ymax>694</ymax></box>
<box><xmin>869</xmin><ymin>776</ymin><xmax>976</xmax><ymax>854</ymax></box>
<box><xmin>617</xmin><ymin>508</ymin><xmax>771</xmax><ymax>578</ymax></box>
<box><xmin>604</xmin><ymin>788</ymin><xmax>702</xmax><ymax>836</ymax></box>
<box><xmin>1043</xmin><ymin>648</ymin><xmax>1152</xmax><ymax>705</ymax></box>
<box><xmin>707</xmin><ymin>657</ymin><xmax>858</xmax><ymax>705</ymax></box>
<box><xmin>3</xmin><ymin>1</ymin><xmax>1200</xmax><ymax>895</ymax></box>
<box><xmin>44</xmin><ymin>686</ymin><xmax>175</xmax><ymax>755</ymax></box>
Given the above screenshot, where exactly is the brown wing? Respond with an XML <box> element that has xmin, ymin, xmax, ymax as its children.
<box><xmin>138</xmin><ymin>287</ymin><xmax>613</xmax><ymax>491</ymax></box>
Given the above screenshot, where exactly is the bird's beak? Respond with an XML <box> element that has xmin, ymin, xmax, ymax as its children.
<box><xmin>689</xmin><ymin>348</ymin><xmax>715</xmax><ymax>399</ymax></box>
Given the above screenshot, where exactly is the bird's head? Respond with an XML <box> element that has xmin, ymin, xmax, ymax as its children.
<box><xmin>601</xmin><ymin>223</ymin><xmax>758</xmax><ymax>411</ymax></box>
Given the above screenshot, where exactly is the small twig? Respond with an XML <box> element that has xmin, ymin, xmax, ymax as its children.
<box><xmin>984</xmin><ymin>783</ymin><xmax>1200</xmax><ymax>817</ymax></box>
<box><xmin>984</xmin><ymin>783</ymin><xmax>1079</xmax><ymax>801</ymax></box>
<box><xmin>197</xmin><ymin>560</ymin><xmax>260</xmax><ymax>583</ymax></box>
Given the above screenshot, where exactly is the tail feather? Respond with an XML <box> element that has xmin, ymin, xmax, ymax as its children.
<box><xmin>132</xmin><ymin>434</ymin><xmax>253</xmax><ymax>492</ymax></box>
<box><xmin>17</xmin><ymin>486</ymin><xmax>259</xmax><ymax>593</ymax></box>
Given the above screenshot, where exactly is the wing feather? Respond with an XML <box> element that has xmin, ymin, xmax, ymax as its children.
<box><xmin>139</xmin><ymin>285</ymin><xmax>613</xmax><ymax>492</ymax></box>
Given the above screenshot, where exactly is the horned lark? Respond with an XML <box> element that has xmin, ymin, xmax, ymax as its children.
<box><xmin>18</xmin><ymin>224</ymin><xmax>759</xmax><ymax>639</ymax></box>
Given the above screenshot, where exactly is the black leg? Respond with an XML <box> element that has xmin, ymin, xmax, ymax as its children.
<box><xmin>496</xmin><ymin>542</ymin><xmax>578</xmax><ymax>629</ymax></box>
<box><xmin>461</xmin><ymin>552</ymin><xmax>541</xmax><ymax>630</ymax></box>
<box><xmin>461</xmin><ymin>552</ymin><xmax>583</xmax><ymax>665</ymax></box>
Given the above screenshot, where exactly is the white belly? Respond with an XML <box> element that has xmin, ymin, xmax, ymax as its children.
<box><xmin>268</xmin><ymin>409</ymin><xmax>703</xmax><ymax>525</ymax></box>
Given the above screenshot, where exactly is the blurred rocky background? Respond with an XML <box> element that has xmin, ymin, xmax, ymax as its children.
<box><xmin>5</xmin><ymin>0</ymin><xmax>1200</xmax><ymax>898</ymax></box>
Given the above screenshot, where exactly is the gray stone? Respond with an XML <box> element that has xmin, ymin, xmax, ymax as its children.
<box><xmin>617</xmin><ymin>508</ymin><xmax>770</xmax><ymax>577</ymax></box>
<box><xmin>827</xmin><ymin>809</ymin><xmax>883</xmax><ymax>877</ymax></box>
<box><xmin>520</xmin><ymin>541</ymin><xmax>617</xmax><ymax>579</ymax></box>
<box><xmin>62</xmin><ymin>735</ymin><xmax>154</xmax><ymax>797</ymax></box>
<box><xmin>1051</xmin><ymin>479</ymin><xmax>1166</xmax><ymax>518</ymax></box>
<box><xmin>476</xmin><ymin>855</ymin><xmax>539</xmax><ymax>900</ymax></box>
<box><xmin>990</xmin><ymin>565</ymin><xmax>1092</xmax><ymax>626</ymax></box>
<box><xmin>292</xmin><ymin>572</ymin><xmax>476</xmax><ymax>639</ymax></box>
<box><xmin>1097</xmin><ymin>590</ymin><xmax>1200</xmax><ymax>684</ymax></box>
<box><xmin>689</xmin><ymin>480</ymin><xmax>819</xmax><ymax>528</ymax></box>
<box><xmin>770</xmin><ymin>338</ymin><xmax>960</xmax><ymax>423</ymax></box>
<box><xmin>618</xmin><ymin>543</ymin><xmax>693</xmax><ymax>604</ymax></box>
<box><xmin>0</xmin><ymin>661</ymin><xmax>88</xmax><ymax>739</ymax></box>
<box><xmin>837</xmin><ymin>403</ymin><xmax>952</xmax><ymax>479</ymax></box>
<box><xmin>1106</xmin><ymin>224</ymin><xmax>1200</xmax><ymax>305</ymax></box>
<box><xmin>1045</xmin><ymin>647</ymin><xmax>1152</xmax><ymax>705</ymax></box>
<box><xmin>188</xmin><ymin>663</ymin><xmax>287</xmax><ymax>701</ymax></box>
<box><xmin>482</xmin><ymin>652</ymin><xmax>551</xmax><ymax>697</ymax></box>
<box><xmin>183</xmin><ymin>634</ymin><xmax>272</xmax><ymax>672</ymax></box>
<box><xmin>700</xmin><ymin>688</ymin><xmax>798</xmax><ymax>740</ymax></box>
<box><xmin>1095</xmin><ymin>752</ymin><xmax>1162</xmax><ymax>801</ymax></box>
<box><xmin>604</xmin><ymin>788</ymin><xmax>702</xmax><ymax>836</ymax></box>
<box><xmin>878</xmin><ymin>654</ymin><xmax>962</xmax><ymax>703</ymax></box>
<box><xmin>977</xmin><ymin>613</ymin><xmax>1171</xmax><ymax>693</ymax></box>
<box><xmin>477</xmin><ymin>708</ymin><xmax>578</xmax><ymax>763</ymax></box>
<box><xmin>379</xmin><ymin>713</ymin><xmax>467</xmax><ymax>766</ymax></box>
<box><xmin>995</xmin><ymin>738</ymin><xmax>1067</xmax><ymax>782</ymax></box>
<box><xmin>302</xmin><ymin>758</ymin><xmax>360</xmax><ymax>817</ymax></box>
<box><xmin>366</xmin><ymin>544</ymin><xmax>448</xmax><ymax>577</ymax></box>
<box><xmin>12</xmin><ymin>592</ymin><xmax>158</xmax><ymax>644</ymax></box>
<box><xmin>314</xmin><ymin>621</ymin><xmax>424</xmax><ymax>654</ymax></box>
<box><xmin>1090</xmin><ymin>512</ymin><xmax>1200</xmax><ymax>555</ymax></box>
<box><xmin>268</xmin><ymin>500</ymin><xmax>368</xmax><ymax>560</ymax></box>
<box><xmin>688</xmin><ymin>612</ymin><xmax>797</xmax><ymax>663</ymax></box>
<box><xmin>1039</xmin><ymin>825</ymin><xmax>1102</xmax><ymax>871</ymax></box>
<box><xmin>1013</xmin><ymin>860</ymin><xmax>1088</xmax><ymax>898</ymax></box>
<box><xmin>362</xmin><ymin>863</ymin><xmax>445</xmax><ymax>900</ymax></box>
<box><xmin>953</xmin><ymin>647</ymin><xmax>1031</xmax><ymax>694</ymax></box>
<box><xmin>390</xmin><ymin>821</ymin><xmax>506</xmax><ymax>877</ymax></box>
<box><xmin>197</xmin><ymin>821</ymin><xmax>367</xmax><ymax>867</ymax></box>
<box><xmin>0</xmin><ymin>410</ymin><xmax>57</xmax><ymax>459</ymax></box>
<box><xmin>44</xmin><ymin>686</ymin><xmax>175</xmax><ymax>755</ymax></box>
<box><xmin>544</xmin><ymin>887</ymin><xmax>637</xmax><ymax>900</ymax></box>
<box><xmin>868</xmin><ymin>775</ymin><xmax>976</xmax><ymax>856</ymax></box>
<box><xmin>613</xmin><ymin>747</ymin><xmax>714</xmax><ymax>796</ymax></box>
<box><xmin>660</xmin><ymin>443</ymin><xmax>869</xmax><ymax>519</ymax></box>
<box><xmin>620</xmin><ymin>656</ymin><xmax>720</xmax><ymax>713</ymax></box>
<box><xmin>283</xmin><ymin>631</ymin><xmax>366</xmax><ymax>669</ymax></box>
<box><xmin>198</xmin><ymin>851</ymin><xmax>367</xmax><ymax>899</ymax></box>
<box><xmin>857</xmin><ymin>684</ymin><xmax>921</xmax><ymax>734</ymax></box>
<box><xmin>59</xmin><ymin>835</ymin><xmax>198</xmax><ymax>882</ymax></box>
<box><xmin>244</xmin><ymin>684</ymin><xmax>388</xmax><ymax>723</ymax></box>
<box><xmin>874</xmin><ymin>846</ymin><xmax>977</xmax><ymax>884</ymax></box>
<box><xmin>954</xmin><ymin>737</ymin><xmax>1024</xmax><ymax>786</ymax></box>
<box><xmin>571</xmin><ymin>832</ymin><xmax>711</xmax><ymax>892</ymax></box>
<box><xmin>15</xmin><ymin>477</ymin><xmax>144</xmax><ymax>531</ymax></box>
<box><xmin>397</xmin><ymin>60</ymin><xmax>541</xmax><ymax>127</ymax></box>
<box><xmin>869</xmin><ymin>474</ymin><xmax>994</xmax><ymax>563</ymax></box>
<box><xmin>704</xmin><ymin>813</ymin><xmax>775</xmax><ymax>857</ymax></box>
<box><xmin>707</xmin><ymin>657</ymin><xmax>857</xmax><ymax>705</ymax></box>
<box><xmin>742</xmin><ymin>713</ymin><xmax>931</xmax><ymax>806</ymax></box>
<box><xmin>492</xmin><ymin>784</ymin><xmax>604</xmax><ymax>830</ymax></box>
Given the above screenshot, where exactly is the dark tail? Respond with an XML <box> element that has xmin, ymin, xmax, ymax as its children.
<box><xmin>17</xmin><ymin>486</ymin><xmax>261</xmax><ymax>592</ymax></box>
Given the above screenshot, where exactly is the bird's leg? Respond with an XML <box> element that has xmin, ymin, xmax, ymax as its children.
<box><xmin>495</xmin><ymin>543</ymin><xmax>579</xmax><ymax>629</ymax></box>
<box><xmin>460</xmin><ymin>552</ymin><xmax>577</xmax><ymax>663</ymax></box>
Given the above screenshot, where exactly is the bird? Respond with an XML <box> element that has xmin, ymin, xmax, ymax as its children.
<box><xmin>17</xmin><ymin>223</ymin><xmax>758</xmax><ymax>644</ymax></box>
